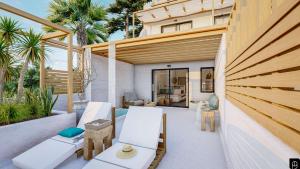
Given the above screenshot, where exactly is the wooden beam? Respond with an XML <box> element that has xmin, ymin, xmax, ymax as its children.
<box><xmin>121</xmin><ymin>57</ymin><xmax>215</xmax><ymax>65</ymax></box>
<box><xmin>42</xmin><ymin>31</ymin><xmax>67</xmax><ymax>40</ymax></box>
<box><xmin>45</xmin><ymin>39</ymin><xmax>82</xmax><ymax>52</ymax></box>
<box><xmin>182</xmin><ymin>5</ymin><xmax>186</xmax><ymax>12</ymax></box>
<box><xmin>163</xmin><ymin>6</ymin><xmax>172</xmax><ymax>18</ymax></box>
<box><xmin>84</xmin><ymin>24</ymin><xmax>225</xmax><ymax>49</ymax></box>
<box><xmin>115</xmin><ymin>42</ymin><xmax>220</xmax><ymax>55</ymax></box>
<box><xmin>118</xmin><ymin>52</ymin><xmax>216</xmax><ymax>60</ymax></box>
<box><xmin>151</xmin><ymin>13</ymin><xmax>156</xmax><ymax>18</ymax></box>
<box><xmin>116</xmin><ymin>45</ymin><xmax>219</xmax><ymax>57</ymax></box>
<box><xmin>0</xmin><ymin>2</ymin><xmax>71</xmax><ymax>33</ymax></box>
<box><xmin>67</xmin><ymin>34</ymin><xmax>73</xmax><ymax>113</ymax></box>
<box><xmin>117</xmin><ymin>51</ymin><xmax>218</xmax><ymax>60</ymax></box>
<box><xmin>135</xmin><ymin>0</ymin><xmax>191</xmax><ymax>14</ymax></box>
<box><xmin>118</xmin><ymin>29</ymin><xmax>224</xmax><ymax>48</ymax></box>
<box><xmin>139</xmin><ymin>6</ymin><xmax>231</xmax><ymax>24</ymax></box>
<box><xmin>92</xmin><ymin>36</ymin><xmax>221</xmax><ymax>52</ymax></box>
<box><xmin>95</xmin><ymin>38</ymin><xmax>220</xmax><ymax>54</ymax></box>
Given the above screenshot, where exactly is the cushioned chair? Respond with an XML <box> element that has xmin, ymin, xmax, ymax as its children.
<box><xmin>82</xmin><ymin>106</ymin><xmax>167</xmax><ymax>169</ymax></box>
<box><xmin>12</xmin><ymin>102</ymin><xmax>113</xmax><ymax>169</ymax></box>
<box><xmin>122</xmin><ymin>92</ymin><xmax>144</xmax><ymax>108</ymax></box>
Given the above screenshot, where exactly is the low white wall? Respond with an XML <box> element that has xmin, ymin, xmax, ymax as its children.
<box><xmin>89</xmin><ymin>54</ymin><xmax>134</xmax><ymax>108</ymax></box>
<box><xmin>214</xmin><ymin>33</ymin><xmax>300</xmax><ymax>169</ymax></box>
<box><xmin>53</xmin><ymin>94</ymin><xmax>81</xmax><ymax>111</ymax></box>
<box><xmin>0</xmin><ymin>112</ymin><xmax>76</xmax><ymax>166</ymax></box>
<box><xmin>134</xmin><ymin>60</ymin><xmax>215</xmax><ymax>103</ymax></box>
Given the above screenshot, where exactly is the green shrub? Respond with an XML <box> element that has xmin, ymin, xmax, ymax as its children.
<box><xmin>25</xmin><ymin>89</ymin><xmax>40</xmax><ymax>116</ymax></box>
<box><xmin>25</xmin><ymin>89</ymin><xmax>39</xmax><ymax>104</ymax></box>
<box><xmin>29</xmin><ymin>104</ymin><xmax>39</xmax><ymax>116</ymax></box>
<box><xmin>0</xmin><ymin>87</ymin><xmax>59</xmax><ymax>125</ymax></box>
<box><xmin>0</xmin><ymin>108</ymin><xmax>9</xmax><ymax>124</ymax></box>
<box><xmin>39</xmin><ymin>87</ymin><xmax>58</xmax><ymax>116</ymax></box>
<box><xmin>6</xmin><ymin>104</ymin><xmax>17</xmax><ymax>120</ymax></box>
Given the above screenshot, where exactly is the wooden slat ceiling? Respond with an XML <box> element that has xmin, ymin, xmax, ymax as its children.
<box><xmin>88</xmin><ymin>25</ymin><xmax>225</xmax><ymax>64</ymax></box>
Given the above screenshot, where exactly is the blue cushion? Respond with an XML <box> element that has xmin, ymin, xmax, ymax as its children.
<box><xmin>58</xmin><ymin>127</ymin><xmax>84</xmax><ymax>138</ymax></box>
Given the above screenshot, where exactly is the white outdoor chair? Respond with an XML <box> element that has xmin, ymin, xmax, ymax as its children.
<box><xmin>12</xmin><ymin>102</ymin><xmax>113</xmax><ymax>169</ymax></box>
<box><xmin>83</xmin><ymin>106</ymin><xmax>165</xmax><ymax>169</ymax></box>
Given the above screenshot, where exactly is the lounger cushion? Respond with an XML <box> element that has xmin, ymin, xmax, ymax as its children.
<box><xmin>51</xmin><ymin>135</ymin><xmax>84</xmax><ymax>150</ymax></box>
<box><xmin>94</xmin><ymin>143</ymin><xmax>156</xmax><ymax>169</ymax></box>
<box><xmin>119</xmin><ymin>106</ymin><xmax>163</xmax><ymax>150</ymax></box>
<box><xmin>12</xmin><ymin>139</ymin><xmax>76</xmax><ymax>169</ymax></box>
<box><xmin>82</xmin><ymin>159</ymin><xmax>125</xmax><ymax>169</ymax></box>
<box><xmin>77</xmin><ymin>102</ymin><xmax>112</xmax><ymax>129</ymax></box>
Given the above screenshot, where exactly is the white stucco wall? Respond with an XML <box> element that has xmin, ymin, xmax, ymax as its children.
<box><xmin>134</xmin><ymin>60</ymin><xmax>215</xmax><ymax>103</ymax></box>
<box><xmin>53</xmin><ymin>94</ymin><xmax>81</xmax><ymax>111</ymax></box>
<box><xmin>89</xmin><ymin>54</ymin><xmax>134</xmax><ymax>108</ymax></box>
<box><xmin>0</xmin><ymin>112</ymin><xmax>76</xmax><ymax>166</ymax></box>
<box><xmin>214</xmin><ymin>34</ymin><xmax>300</xmax><ymax>169</ymax></box>
<box><xmin>143</xmin><ymin>12</ymin><xmax>213</xmax><ymax>36</ymax></box>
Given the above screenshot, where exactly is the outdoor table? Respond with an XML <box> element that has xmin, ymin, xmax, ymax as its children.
<box><xmin>84</xmin><ymin>119</ymin><xmax>113</xmax><ymax>160</ymax></box>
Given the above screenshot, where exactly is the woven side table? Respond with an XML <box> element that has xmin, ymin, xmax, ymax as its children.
<box><xmin>84</xmin><ymin>119</ymin><xmax>113</xmax><ymax>160</ymax></box>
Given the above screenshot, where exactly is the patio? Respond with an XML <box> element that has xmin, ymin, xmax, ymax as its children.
<box><xmin>3</xmin><ymin>107</ymin><xmax>227</xmax><ymax>169</ymax></box>
<box><xmin>0</xmin><ymin>1</ymin><xmax>299</xmax><ymax>169</ymax></box>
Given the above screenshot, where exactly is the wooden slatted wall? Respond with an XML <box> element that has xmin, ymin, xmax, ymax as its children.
<box><xmin>45</xmin><ymin>70</ymin><xmax>83</xmax><ymax>94</ymax></box>
<box><xmin>225</xmin><ymin>0</ymin><xmax>300</xmax><ymax>153</ymax></box>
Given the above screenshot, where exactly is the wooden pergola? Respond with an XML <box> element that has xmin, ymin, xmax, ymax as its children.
<box><xmin>0</xmin><ymin>2</ymin><xmax>79</xmax><ymax>113</ymax></box>
<box><xmin>83</xmin><ymin>24</ymin><xmax>226</xmax><ymax>64</ymax></box>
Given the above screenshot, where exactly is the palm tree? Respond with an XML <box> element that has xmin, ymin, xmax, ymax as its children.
<box><xmin>47</xmin><ymin>0</ymin><xmax>108</xmax><ymax>46</ymax></box>
<box><xmin>16</xmin><ymin>29</ymin><xmax>44</xmax><ymax>100</ymax></box>
<box><xmin>0</xmin><ymin>17</ymin><xmax>21</xmax><ymax>102</ymax></box>
<box><xmin>0</xmin><ymin>39</ymin><xmax>9</xmax><ymax>102</ymax></box>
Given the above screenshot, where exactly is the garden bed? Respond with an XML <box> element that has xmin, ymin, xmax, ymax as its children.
<box><xmin>0</xmin><ymin>103</ymin><xmax>50</xmax><ymax>126</ymax></box>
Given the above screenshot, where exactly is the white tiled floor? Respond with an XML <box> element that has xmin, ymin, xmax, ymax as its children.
<box><xmin>3</xmin><ymin>107</ymin><xmax>227</xmax><ymax>169</ymax></box>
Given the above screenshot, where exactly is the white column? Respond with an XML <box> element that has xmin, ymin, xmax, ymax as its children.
<box><xmin>84</xmin><ymin>47</ymin><xmax>92</xmax><ymax>101</ymax></box>
<box><xmin>108</xmin><ymin>42</ymin><xmax>116</xmax><ymax>107</ymax></box>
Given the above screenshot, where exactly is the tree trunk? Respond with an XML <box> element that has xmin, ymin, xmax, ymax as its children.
<box><xmin>125</xmin><ymin>14</ymin><xmax>129</xmax><ymax>39</ymax></box>
<box><xmin>17</xmin><ymin>58</ymin><xmax>30</xmax><ymax>102</ymax></box>
<box><xmin>0</xmin><ymin>68</ymin><xmax>5</xmax><ymax>103</ymax></box>
<box><xmin>77</xmin><ymin>23</ymin><xmax>87</xmax><ymax>47</ymax></box>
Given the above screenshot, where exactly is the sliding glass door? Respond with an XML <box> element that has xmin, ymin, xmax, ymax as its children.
<box><xmin>152</xmin><ymin>68</ymin><xmax>189</xmax><ymax>108</ymax></box>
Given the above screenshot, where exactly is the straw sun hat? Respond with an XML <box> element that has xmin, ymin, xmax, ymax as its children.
<box><xmin>116</xmin><ymin>144</ymin><xmax>137</xmax><ymax>159</ymax></box>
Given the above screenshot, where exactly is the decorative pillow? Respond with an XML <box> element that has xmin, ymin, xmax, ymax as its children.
<box><xmin>58</xmin><ymin>127</ymin><xmax>84</xmax><ymax>138</ymax></box>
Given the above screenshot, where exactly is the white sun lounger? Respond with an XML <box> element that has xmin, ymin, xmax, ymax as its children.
<box><xmin>82</xmin><ymin>106</ymin><xmax>163</xmax><ymax>169</ymax></box>
<box><xmin>12</xmin><ymin>102</ymin><xmax>112</xmax><ymax>169</ymax></box>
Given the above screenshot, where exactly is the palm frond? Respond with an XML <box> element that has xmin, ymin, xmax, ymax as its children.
<box><xmin>16</xmin><ymin>29</ymin><xmax>44</xmax><ymax>63</ymax></box>
<box><xmin>0</xmin><ymin>17</ymin><xmax>22</xmax><ymax>44</ymax></box>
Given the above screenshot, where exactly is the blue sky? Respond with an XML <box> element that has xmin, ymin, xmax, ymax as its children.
<box><xmin>0</xmin><ymin>0</ymin><xmax>122</xmax><ymax>69</ymax></box>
